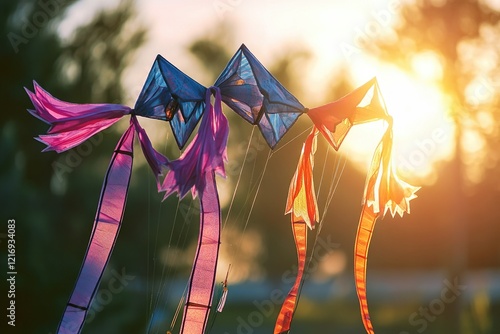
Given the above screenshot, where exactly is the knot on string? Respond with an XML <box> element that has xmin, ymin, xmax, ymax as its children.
<box><xmin>208</xmin><ymin>85</ymin><xmax>221</xmax><ymax>97</ymax></box>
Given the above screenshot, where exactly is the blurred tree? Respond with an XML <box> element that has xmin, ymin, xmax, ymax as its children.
<box><xmin>367</xmin><ymin>1</ymin><xmax>500</xmax><ymax>332</ymax></box>
<box><xmin>0</xmin><ymin>0</ymin><xmax>146</xmax><ymax>332</ymax></box>
<box><xmin>369</xmin><ymin>0</ymin><xmax>500</xmax><ymax>185</ymax></box>
<box><xmin>188</xmin><ymin>22</ymin><xmax>235</xmax><ymax>81</ymax></box>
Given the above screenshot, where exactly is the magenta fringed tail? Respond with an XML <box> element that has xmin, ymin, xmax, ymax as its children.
<box><xmin>161</xmin><ymin>87</ymin><xmax>228</xmax><ymax>198</ymax></box>
<box><xmin>25</xmin><ymin>82</ymin><xmax>165</xmax><ymax>178</ymax></box>
<box><xmin>25</xmin><ymin>82</ymin><xmax>131</xmax><ymax>153</ymax></box>
<box><xmin>161</xmin><ymin>87</ymin><xmax>228</xmax><ymax>334</ymax></box>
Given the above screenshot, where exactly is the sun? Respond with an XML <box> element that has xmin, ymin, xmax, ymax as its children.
<box><xmin>342</xmin><ymin>61</ymin><xmax>455</xmax><ymax>184</ymax></box>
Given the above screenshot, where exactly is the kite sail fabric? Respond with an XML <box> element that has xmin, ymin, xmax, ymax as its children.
<box><xmin>308</xmin><ymin>79</ymin><xmax>418</xmax><ymax>333</ymax></box>
<box><xmin>136</xmin><ymin>44</ymin><xmax>306</xmax><ymax>151</ymax></box>
<box><xmin>307</xmin><ymin>78</ymin><xmax>387</xmax><ymax>150</ymax></box>
<box><xmin>314</xmin><ymin>79</ymin><xmax>419</xmax><ymax>334</ymax></box>
<box><xmin>275</xmin><ymin>78</ymin><xmax>419</xmax><ymax>334</ymax></box>
<box><xmin>215</xmin><ymin>44</ymin><xmax>307</xmax><ymax>148</ymax></box>
<box><xmin>25</xmin><ymin>82</ymin><xmax>168</xmax><ymax>187</ymax></box>
<box><xmin>133</xmin><ymin>53</ymin><xmax>230</xmax><ymax>312</ymax></box>
<box><xmin>134</xmin><ymin>54</ymin><xmax>206</xmax><ymax>149</ymax></box>
<box><xmin>26</xmin><ymin>83</ymin><xmax>168</xmax><ymax>334</ymax></box>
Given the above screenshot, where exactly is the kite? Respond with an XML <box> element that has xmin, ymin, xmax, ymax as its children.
<box><xmin>26</xmin><ymin>44</ymin><xmax>419</xmax><ymax>334</ymax></box>
<box><xmin>274</xmin><ymin>78</ymin><xmax>420</xmax><ymax>334</ymax></box>
<box><xmin>24</xmin><ymin>55</ymin><xmax>212</xmax><ymax>333</ymax></box>
<box><xmin>158</xmin><ymin>43</ymin><xmax>306</xmax><ymax>334</ymax></box>
<box><xmin>26</xmin><ymin>44</ymin><xmax>306</xmax><ymax>334</ymax></box>
<box><xmin>215</xmin><ymin>44</ymin><xmax>305</xmax><ymax>148</ymax></box>
<box><xmin>134</xmin><ymin>54</ymin><xmax>206</xmax><ymax>149</ymax></box>
<box><xmin>26</xmin><ymin>83</ymin><xmax>173</xmax><ymax>334</ymax></box>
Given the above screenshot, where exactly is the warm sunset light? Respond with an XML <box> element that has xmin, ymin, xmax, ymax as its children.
<box><xmin>411</xmin><ymin>50</ymin><xmax>443</xmax><ymax>82</ymax></box>
<box><xmin>342</xmin><ymin>61</ymin><xmax>454</xmax><ymax>184</ymax></box>
<box><xmin>10</xmin><ymin>1</ymin><xmax>500</xmax><ymax>333</ymax></box>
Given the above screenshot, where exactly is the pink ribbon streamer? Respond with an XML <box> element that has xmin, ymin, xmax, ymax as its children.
<box><xmin>160</xmin><ymin>86</ymin><xmax>228</xmax><ymax>334</ymax></box>
<box><xmin>26</xmin><ymin>82</ymin><xmax>131</xmax><ymax>153</ymax></box>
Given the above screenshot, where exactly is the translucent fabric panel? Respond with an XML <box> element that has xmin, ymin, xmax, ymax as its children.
<box><xmin>134</xmin><ymin>55</ymin><xmax>206</xmax><ymax>148</ymax></box>
<box><xmin>216</xmin><ymin>44</ymin><xmax>306</xmax><ymax>148</ymax></box>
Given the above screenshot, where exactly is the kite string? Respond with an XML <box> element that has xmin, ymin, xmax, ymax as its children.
<box><xmin>209</xmin><ymin>144</ymin><xmax>272</xmax><ymax>329</ymax></box>
<box><xmin>168</xmin><ymin>283</ymin><xmax>188</xmax><ymax>333</ymax></box>
<box><xmin>223</xmin><ymin>127</ymin><xmax>255</xmax><ymax>230</ymax></box>
<box><xmin>158</xmin><ymin>200</ymin><xmax>197</xmax><ymax>332</ymax></box>
<box><xmin>147</xmin><ymin>131</ymin><xmax>172</xmax><ymax>329</ymax></box>
<box><xmin>270</xmin><ymin>126</ymin><xmax>313</xmax><ymax>156</ymax></box>
<box><xmin>149</xmin><ymin>132</ymin><xmax>171</xmax><ymax>303</ymax></box>
<box><xmin>319</xmin><ymin>153</ymin><xmax>347</xmax><ymax>232</ymax></box>
<box><xmin>150</xmin><ymin>201</ymin><xmax>180</xmax><ymax>318</ymax></box>
<box><xmin>242</xmin><ymin>148</ymin><xmax>272</xmax><ymax>234</ymax></box>
<box><xmin>316</xmin><ymin>144</ymin><xmax>331</xmax><ymax>201</ymax></box>
<box><xmin>147</xmin><ymin>143</ymin><xmax>169</xmax><ymax>332</ymax></box>
<box><xmin>214</xmin><ymin>125</ymin><xmax>312</xmax><ymax>329</ymax></box>
<box><xmin>146</xmin><ymin>161</ymin><xmax>152</xmax><ymax>324</ymax></box>
<box><xmin>147</xmin><ymin>132</ymin><xmax>196</xmax><ymax>334</ymax></box>
<box><xmin>148</xmin><ymin>198</ymin><xmax>196</xmax><ymax>333</ymax></box>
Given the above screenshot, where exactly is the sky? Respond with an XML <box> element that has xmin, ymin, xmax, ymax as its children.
<box><xmin>57</xmin><ymin>0</ymin><xmax>454</xmax><ymax>184</ymax></box>
<box><xmin>58</xmin><ymin>0</ymin><xmax>405</xmax><ymax>93</ymax></box>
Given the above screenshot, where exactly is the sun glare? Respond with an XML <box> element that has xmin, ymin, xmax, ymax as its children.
<box><xmin>411</xmin><ymin>50</ymin><xmax>443</xmax><ymax>82</ymax></box>
<box><xmin>344</xmin><ymin>62</ymin><xmax>455</xmax><ymax>184</ymax></box>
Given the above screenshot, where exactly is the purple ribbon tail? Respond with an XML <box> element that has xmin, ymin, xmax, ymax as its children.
<box><xmin>57</xmin><ymin>123</ymin><xmax>135</xmax><ymax>334</ymax></box>
<box><xmin>160</xmin><ymin>87</ymin><xmax>228</xmax><ymax>334</ymax></box>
